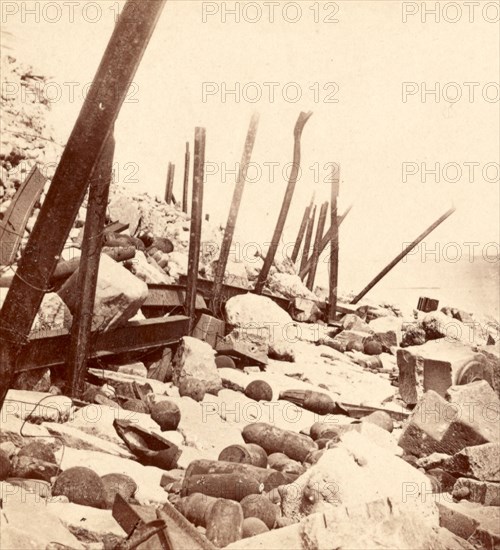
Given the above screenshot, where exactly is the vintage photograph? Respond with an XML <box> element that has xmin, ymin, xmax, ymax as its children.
<box><xmin>0</xmin><ymin>1</ymin><xmax>499</xmax><ymax>548</ymax></box>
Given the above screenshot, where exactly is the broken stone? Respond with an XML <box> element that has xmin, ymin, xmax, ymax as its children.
<box><xmin>31</xmin><ymin>292</ymin><xmax>72</xmax><ymax>333</ymax></box>
<box><xmin>0</xmin><ymin>449</ymin><xmax>11</xmax><ymax>480</ymax></box>
<box><xmin>126</xmin><ymin>250</ymin><xmax>170</xmax><ymax>284</ymax></box>
<box><xmin>117</xmin><ymin>362</ymin><xmax>147</xmax><ymax>377</ymax></box>
<box><xmin>52</xmin><ymin>466</ymin><xmax>106</xmax><ymax>509</ymax></box>
<box><xmin>178</xmin><ymin>377</ymin><xmax>206</xmax><ymax>402</ymax></box>
<box><xmin>401</xmin><ymin>325</ymin><xmax>427</xmax><ymax>347</ymax></box>
<box><xmin>3</xmin><ymin>390</ymin><xmax>73</xmax><ymax>422</ymax></box>
<box><xmin>441</xmin><ymin>443</ymin><xmax>500</xmax><ymax>482</ymax></box>
<box><xmin>11</xmin><ymin>455</ymin><xmax>59</xmax><ymax>482</ymax></box>
<box><xmin>192</xmin><ymin>314</ymin><xmax>225</xmax><ymax>349</ymax></box>
<box><xmin>453</xmin><ymin>478</ymin><xmax>500</xmax><ymax>506</ymax></box>
<box><xmin>290</xmin><ymin>297</ymin><xmax>322</xmax><ymax>323</ymax></box>
<box><xmin>172</xmin><ymin>336</ymin><xmax>222</xmax><ymax>395</ymax></box>
<box><xmin>360</xmin><ymin>410</ymin><xmax>394</xmax><ymax>432</ymax></box>
<box><xmin>122</xmin><ymin>399</ymin><xmax>150</xmax><ymax>413</ymax></box>
<box><xmin>101</xmin><ymin>473</ymin><xmax>137</xmax><ymax>509</ymax></box>
<box><xmin>478</xmin><ymin>343</ymin><xmax>500</xmax><ymax>398</ymax></box>
<box><xmin>147</xmin><ymin>347</ymin><xmax>173</xmax><ymax>382</ymax></box>
<box><xmin>422</xmin><ymin>311</ymin><xmax>490</xmax><ymax>347</ymax></box>
<box><xmin>58</xmin><ymin>254</ymin><xmax>148</xmax><ymax>332</ymax></box>
<box><xmin>399</xmin><ymin>391</ymin><xmax>499</xmax><ymax>458</ymax></box>
<box><xmin>426</xmin><ymin>468</ymin><xmax>457</xmax><ymax>493</ymax></box>
<box><xmin>108</xmin><ymin>194</ymin><xmax>141</xmax><ymax>235</ymax></box>
<box><xmin>12</xmin><ymin>368</ymin><xmax>51</xmax><ymax>393</ymax></box>
<box><xmin>150</xmin><ymin>399</ymin><xmax>181</xmax><ymax>431</ymax></box>
<box><xmin>218</xmin><ymin>328</ymin><xmax>269</xmax><ymax>364</ymax></box>
<box><xmin>18</xmin><ymin>440</ymin><xmax>56</xmax><ymax>464</ymax></box>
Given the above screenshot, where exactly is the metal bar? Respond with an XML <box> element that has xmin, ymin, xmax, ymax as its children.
<box><xmin>254</xmin><ymin>111</ymin><xmax>313</xmax><ymax>294</ymax></box>
<box><xmin>165</xmin><ymin>162</ymin><xmax>175</xmax><ymax>204</ymax></box>
<box><xmin>0</xmin><ymin>166</ymin><xmax>47</xmax><ymax>267</ymax></box>
<box><xmin>328</xmin><ymin>174</ymin><xmax>340</xmax><ymax>323</ymax></box>
<box><xmin>67</xmin><ymin>134</ymin><xmax>115</xmax><ymax>398</ymax></box>
<box><xmin>291</xmin><ymin>191</ymin><xmax>315</xmax><ymax>264</ymax></box>
<box><xmin>0</xmin><ymin>0</ymin><xmax>166</xmax><ymax>407</ymax></box>
<box><xmin>212</xmin><ymin>113</ymin><xmax>260</xmax><ymax>310</ymax></box>
<box><xmin>350</xmin><ymin>206</ymin><xmax>457</xmax><ymax>304</ymax></box>
<box><xmin>185</xmin><ymin>128</ymin><xmax>206</xmax><ymax>333</ymax></box>
<box><xmin>16</xmin><ymin>316</ymin><xmax>189</xmax><ymax>373</ymax></box>
<box><xmin>299</xmin><ymin>204</ymin><xmax>352</xmax><ymax>279</ymax></box>
<box><xmin>183</xmin><ymin>142</ymin><xmax>190</xmax><ymax>214</ymax></box>
<box><xmin>306</xmin><ymin>201</ymin><xmax>328</xmax><ymax>291</ymax></box>
<box><xmin>299</xmin><ymin>204</ymin><xmax>316</xmax><ymax>278</ymax></box>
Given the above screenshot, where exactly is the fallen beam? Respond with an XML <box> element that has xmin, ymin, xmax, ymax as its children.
<box><xmin>16</xmin><ymin>316</ymin><xmax>189</xmax><ymax>373</ymax></box>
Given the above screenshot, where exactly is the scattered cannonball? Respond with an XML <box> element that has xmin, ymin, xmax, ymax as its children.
<box><xmin>240</xmin><ymin>494</ymin><xmax>277</xmax><ymax>529</ymax></box>
<box><xmin>18</xmin><ymin>441</ymin><xmax>56</xmax><ymax>465</ymax></box>
<box><xmin>364</xmin><ymin>340</ymin><xmax>383</xmax><ymax>356</ymax></box>
<box><xmin>122</xmin><ymin>399</ymin><xmax>150</xmax><ymax>414</ymax></box>
<box><xmin>138</xmin><ymin>230</ymin><xmax>154</xmax><ymax>248</ymax></box>
<box><xmin>244</xmin><ymin>380</ymin><xmax>273</xmax><ymax>402</ymax></box>
<box><xmin>179</xmin><ymin>377</ymin><xmax>206</xmax><ymax>402</ymax></box>
<box><xmin>242</xmin><ymin>517</ymin><xmax>269</xmax><ymax>538</ymax></box>
<box><xmin>150</xmin><ymin>400</ymin><xmax>181</xmax><ymax>431</ymax></box>
<box><xmin>101</xmin><ymin>473</ymin><xmax>137</xmax><ymax>509</ymax></box>
<box><xmin>52</xmin><ymin>467</ymin><xmax>106</xmax><ymax>509</ymax></box>
<box><xmin>346</xmin><ymin>340</ymin><xmax>365</xmax><ymax>352</ymax></box>
<box><xmin>215</xmin><ymin>356</ymin><xmax>236</xmax><ymax>369</ymax></box>
<box><xmin>361</xmin><ymin>410</ymin><xmax>394</xmax><ymax>433</ymax></box>
<box><xmin>152</xmin><ymin>237</ymin><xmax>174</xmax><ymax>254</ymax></box>
<box><xmin>0</xmin><ymin>449</ymin><xmax>12</xmax><ymax>480</ymax></box>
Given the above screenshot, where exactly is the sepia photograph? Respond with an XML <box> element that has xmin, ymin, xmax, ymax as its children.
<box><xmin>0</xmin><ymin>1</ymin><xmax>499</xmax><ymax>548</ymax></box>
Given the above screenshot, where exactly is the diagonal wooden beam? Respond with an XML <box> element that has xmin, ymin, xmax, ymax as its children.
<box><xmin>291</xmin><ymin>191</ymin><xmax>315</xmax><ymax>264</ymax></box>
<box><xmin>306</xmin><ymin>201</ymin><xmax>328</xmax><ymax>291</ymax></box>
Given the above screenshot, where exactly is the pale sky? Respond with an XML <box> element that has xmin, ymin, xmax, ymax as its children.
<box><xmin>3</xmin><ymin>0</ymin><xmax>499</xmax><ymax>304</ymax></box>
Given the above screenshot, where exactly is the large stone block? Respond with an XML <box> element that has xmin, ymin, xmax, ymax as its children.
<box><xmin>172</xmin><ymin>336</ymin><xmax>222</xmax><ymax>395</ymax></box>
<box><xmin>441</xmin><ymin>443</ymin><xmax>500</xmax><ymax>482</ymax></box>
<box><xmin>58</xmin><ymin>254</ymin><xmax>148</xmax><ymax>332</ymax></box>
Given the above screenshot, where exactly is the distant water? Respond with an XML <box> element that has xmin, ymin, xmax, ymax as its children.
<box><xmin>365</xmin><ymin>254</ymin><xmax>499</xmax><ymax>321</ymax></box>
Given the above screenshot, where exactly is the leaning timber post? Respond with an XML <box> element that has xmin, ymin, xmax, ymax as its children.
<box><xmin>299</xmin><ymin>203</ymin><xmax>352</xmax><ymax>280</ymax></box>
<box><xmin>291</xmin><ymin>191</ymin><xmax>315</xmax><ymax>264</ymax></box>
<box><xmin>328</xmin><ymin>174</ymin><xmax>340</xmax><ymax>323</ymax></box>
<box><xmin>351</xmin><ymin>206</ymin><xmax>457</xmax><ymax>304</ymax></box>
<box><xmin>0</xmin><ymin>0</ymin><xmax>166</xmax><ymax>407</ymax></box>
<box><xmin>165</xmin><ymin>162</ymin><xmax>175</xmax><ymax>204</ymax></box>
<box><xmin>299</xmin><ymin>204</ymin><xmax>317</xmax><ymax>279</ymax></box>
<box><xmin>67</xmin><ymin>134</ymin><xmax>115</xmax><ymax>398</ymax></box>
<box><xmin>183</xmin><ymin>142</ymin><xmax>190</xmax><ymax>213</ymax></box>
<box><xmin>185</xmin><ymin>127</ymin><xmax>206</xmax><ymax>334</ymax></box>
<box><xmin>212</xmin><ymin>113</ymin><xmax>260</xmax><ymax>311</ymax></box>
<box><xmin>254</xmin><ymin>111</ymin><xmax>313</xmax><ymax>294</ymax></box>
<box><xmin>306</xmin><ymin>201</ymin><xmax>328</xmax><ymax>291</ymax></box>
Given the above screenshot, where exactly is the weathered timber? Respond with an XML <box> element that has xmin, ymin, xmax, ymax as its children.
<box><xmin>306</xmin><ymin>201</ymin><xmax>328</xmax><ymax>291</ymax></box>
<box><xmin>183</xmin><ymin>142</ymin><xmax>190</xmax><ymax>214</ymax></box>
<box><xmin>67</xmin><ymin>134</ymin><xmax>116</xmax><ymax>398</ymax></box>
<box><xmin>299</xmin><ymin>204</ymin><xmax>316</xmax><ymax>278</ymax></box>
<box><xmin>328</xmin><ymin>174</ymin><xmax>340</xmax><ymax>322</ymax></box>
<box><xmin>291</xmin><ymin>191</ymin><xmax>315</xmax><ymax>264</ymax></box>
<box><xmin>212</xmin><ymin>113</ymin><xmax>259</xmax><ymax>311</ymax></box>
<box><xmin>185</xmin><ymin>128</ymin><xmax>206</xmax><ymax>333</ymax></box>
<box><xmin>0</xmin><ymin>0</ymin><xmax>166</xmax><ymax>406</ymax></box>
<box><xmin>254</xmin><ymin>111</ymin><xmax>313</xmax><ymax>294</ymax></box>
<box><xmin>165</xmin><ymin>162</ymin><xmax>175</xmax><ymax>204</ymax></box>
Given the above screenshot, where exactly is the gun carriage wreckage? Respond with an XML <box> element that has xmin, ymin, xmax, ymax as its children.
<box><xmin>0</xmin><ymin>1</ymin><xmax>499</xmax><ymax>549</ymax></box>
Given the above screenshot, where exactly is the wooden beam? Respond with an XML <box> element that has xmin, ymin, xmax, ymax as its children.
<box><xmin>328</xmin><ymin>173</ymin><xmax>340</xmax><ymax>323</ymax></box>
<box><xmin>212</xmin><ymin>113</ymin><xmax>260</xmax><ymax>311</ymax></box>
<box><xmin>306</xmin><ymin>201</ymin><xmax>328</xmax><ymax>291</ymax></box>
<box><xmin>291</xmin><ymin>191</ymin><xmax>315</xmax><ymax>264</ymax></box>
<box><xmin>0</xmin><ymin>0</ymin><xmax>166</xmax><ymax>407</ymax></box>
<box><xmin>185</xmin><ymin>128</ymin><xmax>206</xmax><ymax>333</ymax></box>
<box><xmin>165</xmin><ymin>162</ymin><xmax>175</xmax><ymax>204</ymax></box>
<box><xmin>67</xmin><ymin>134</ymin><xmax>115</xmax><ymax>398</ymax></box>
<box><xmin>351</xmin><ymin>206</ymin><xmax>457</xmax><ymax>304</ymax></box>
<box><xmin>254</xmin><ymin>111</ymin><xmax>313</xmax><ymax>294</ymax></box>
<box><xmin>299</xmin><ymin>204</ymin><xmax>316</xmax><ymax>279</ymax></box>
<box><xmin>183</xmin><ymin>142</ymin><xmax>190</xmax><ymax>214</ymax></box>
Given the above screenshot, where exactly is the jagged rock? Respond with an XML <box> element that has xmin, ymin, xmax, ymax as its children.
<box><xmin>398</xmin><ymin>391</ymin><xmax>499</xmax><ymax>457</ymax></box>
<box><xmin>340</xmin><ymin>314</ymin><xmax>372</xmax><ymax>333</ymax></box>
<box><xmin>225</xmin><ymin>294</ymin><xmax>297</xmax><ymax>361</ymax></box>
<box><xmin>422</xmin><ymin>311</ymin><xmax>490</xmax><ymax>347</ymax></box>
<box><xmin>12</xmin><ymin>368</ymin><xmax>51</xmax><ymax>392</ymax></box>
<box><xmin>360</xmin><ymin>410</ymin><xmax>394</xmax><ymax>432</ymax></box>
<box><xmin>441</xmin><ymin>443</ymin><xmax>500</xmax><ymax>482</ymax></box>
<box><xmin>108</xmin><ymin>194</ymin><xmax>141</xmax><ymax>235</ymax></box>
<box><xmin>122</xmin><ymin>399</ymin><xmax>150</xmax><ymax>413</ymax></box>
<box><xmin>101</xmin><ymin>473</ymin><xmax>137</xmax><ymax>509</ymax></box>
<box><xmin>11</xmin><ymin>455</ymin><xmax>59</xmax><ymax>482</ymax></box>
<box><xmin>18</xmin><ymin>441</ymin><xmax>56</xmax><ymax>464</ymax></box>
<box><xmin>0</xmin><ymin>449</ymin><xmax>11</xmax><ymax>480</ymax></box>
<box><xmin>117</xmin><ymin>362</ymin><xmax>147</xmax><ymax>377</ymax></box>
<box><xmin>478</xmin><ymin>343</ymin><xmax>500</xmax><ymax>398</ymax></box>
<box><xmin>52</xmin><ymin>466</ymin><xmax>106</xmax><ymax>509</ymax></box>
<box><xmin>453</xmin><ymin>478</ymin><xmax>500</xmax><ymax>506</ymax></box>
<box><xmin>401</xmin><ymin>324</ymin><xmax>426</xmax><ymax>347</ymax></box>
<box><xmin>266</xmin><ymin>273</ymin><xmax>316</xmax><ymax>301</ymax></box>
<box><xmin>126</xmin><ymin>250</ymin><xmax>171</xmax><ymax>284</ymax></box>
<box><xmin>31</xmin><ymin>292</ymin><xmax>71</xmax><ymax>332</ymax></box>
<box><xmin>150</xmin><ymin>400</ymin><xmax>181</xmax><ymax>431</ymax></box>
<box><xmin>172</xmin><ymin>336</ymin><xmax>222</xmax><ymax>395</ymax></box>
<box><xmin>147</xmin><ymin>348</ymin><xmax>173</xmax><ymax>382</ymax></box>
<box><xmin>58</xmin><ymin>254</ymin><xmax>148</xmax><ymax>332</ymax></box>
<box><xmin>3</xmin><ymin>390</ymin><xmax>73</xmax><ymax>422</ymax></box>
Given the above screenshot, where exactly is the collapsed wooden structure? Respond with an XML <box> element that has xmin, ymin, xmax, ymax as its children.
<box><xmin>0</xmin><ymin>0</ymin><xmax>456</xmax><ymax>410</ymax></box>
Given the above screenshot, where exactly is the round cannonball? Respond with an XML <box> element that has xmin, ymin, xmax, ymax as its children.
<box><xmin>364</xmin><ymin>340</ymin><xmax>383</xmax><ymax>356</ymax></box>
<box><xmin>215</xmin><ymin>356</ymin><xmax>236</xmax><ymax>370</ymax></box>
<box><xmin>101</xmin><ymin>473</ymin><xmax>137</xmax><ymax>509</ymax></box>
<box><xmin>242</xmin><ymin>517</ymin><xmax>269</xmax><ymax>538</ymax></box>
<box><xmin>178</xmin><ymin>377</ymin><xmax>206</xmax><ymax>402</ymax></box>
<box><xmin>52</xmin><ymin>467</ymin><xmax>106</xmax><ymax>509</ymax></box>
<box><xmin>346</xmin><ymin>340</ymin><xmax>365</xmax><ymax>352</ymax></box>
<box><xmin>244</xmin><ymin>380</ymin><xmax>273</xmax><ymax>402</ymax></box>
<box><xmin>151</xmin><ymin>400</ymin><xmax>181</xmax><ymax>431</ymax></box>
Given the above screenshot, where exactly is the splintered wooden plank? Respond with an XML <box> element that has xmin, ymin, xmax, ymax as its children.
<box><xmin>0</xmin><ymin>166</ymin><xmax>47</xmax><ymax>266</ymax></box>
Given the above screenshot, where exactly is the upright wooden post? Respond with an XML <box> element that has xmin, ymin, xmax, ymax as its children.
<box><xmin>185</xmin><ymin>128</ymin><xmax>206</xmax><ymax>333</ymax></box>
<box><xmin>299</xmin><ymin>204</ymin><xmax>316</xmax><ymax>278</ymax></box>
<box><xmin>299</xmin><ymin>204</ymin><xmax>352</xmax><ymax>280</ymax></box>
<box><xmin>306</xmin><ymin>201</ymin><xmax>328</xmax><ymax>291</ymax></box>
<box><xmin>0</xmin><ymin>0</ymin><xmax>166</xmax><ymax>407</ymax></box>
<box><xmin>254</xmin><ymin>111</ymin><xmax>313</xmax><ymax>294</ymax></box>
<box><xmin>351</xmin><ymin>206</ymin><xmax>457</xmax><ymax>304</ymax></box>
<box><xmin>67</xmin><ymin>134</ymin><xmax>115</xmax><ymax>397</ymax></box>
<box><xmin>183</xmin><ymin>142</ymin><xmax>190</xmax><ymax>213</ymax></box>
<box><xmin>165</xmin><ymin>162</ymin><xmax>175</xmax><ymax>204</ymax></box>
<box><xmin>212</xmin><ymin>113</ymin><xmax>260</xmax><ymax>310</ymax></box>
<box><xmin>328</xmin><ymin>173</ymin><xmax>340</xmax><ymax>323</ymax></box>
<box><xmin>291</xmin><ymin>191</ymin><xmax>315</xmax><ymax>264</ymax></box>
